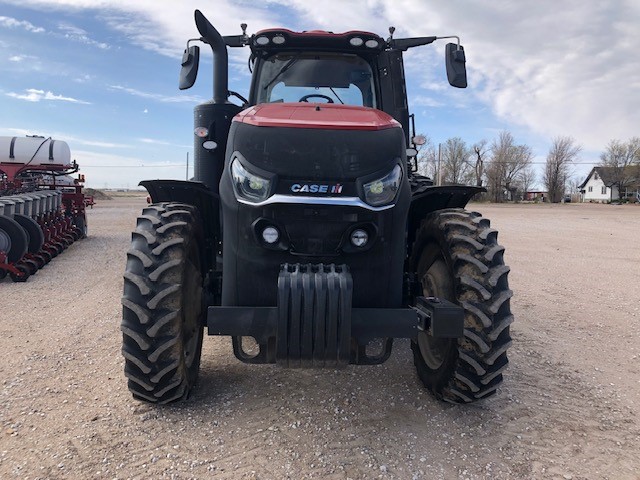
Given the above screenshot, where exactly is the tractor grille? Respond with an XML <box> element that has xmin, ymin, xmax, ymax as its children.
<box><xmin>275</xmin><ymin>205</ymin><xmax>373</xmax><ymax>256</ymax></box>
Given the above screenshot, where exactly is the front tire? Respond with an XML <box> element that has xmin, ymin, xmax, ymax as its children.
<box><xmin>410</xmin><ymin>208</ymin><xmax>513</xmax><ymax>403</ymax></box>
<box><xmin>121</xmin><ymin>202</ymin><xmax>205</xmax><ymax>404</ymax></box>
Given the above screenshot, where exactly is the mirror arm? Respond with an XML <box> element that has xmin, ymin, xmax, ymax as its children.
<box><xmin>435</xmin><ymin>35</ymin><xmax>461</xmax><ymax>49</ymax></box>
<box><xmin>186</xmin><ymin>37</ymin><xmax>201</xmax><ymax>48</ymax></box>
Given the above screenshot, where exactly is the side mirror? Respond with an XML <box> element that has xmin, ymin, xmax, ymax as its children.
<box><xmin>445</xmin><ymin>43</ymin><xmax>467</xmax><ymax>88</ymax></box>
<box><xmin>179</xmin><ymin>45</ymin><xmax>200</xmax><ymax>90</ymax></box>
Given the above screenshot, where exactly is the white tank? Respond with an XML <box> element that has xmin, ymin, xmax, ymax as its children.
<box><xmin>0</xmin><ymin>136</ymin><xmax>71</xmax><ymax>167</ymax></box>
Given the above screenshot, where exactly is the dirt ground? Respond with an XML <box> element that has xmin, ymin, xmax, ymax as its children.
<box><xmin>1</xmin><ymin>197</ymin><xmax>639</xmax><ymax>480</ymax></box>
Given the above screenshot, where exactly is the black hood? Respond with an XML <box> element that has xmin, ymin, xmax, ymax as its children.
<box><xmin>228</xmin><ymin>122</ymin><xmax>405</xmax><ymax>180</ymax></box>
<box><xmin>226</xmin><ymin>103</ymin><xmax>405</xmax><ymax>180</ymax></box>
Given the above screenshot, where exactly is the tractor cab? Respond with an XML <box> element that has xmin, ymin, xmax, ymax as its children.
<box><xmin>247</xmin><ymin>29</ymin><xmax>385</xmax><ymax>109</ymax></box>
<box><xmin>179</xmin><ymin>15</ymin><xmax>467</xmax><ymax>146</ymax></box>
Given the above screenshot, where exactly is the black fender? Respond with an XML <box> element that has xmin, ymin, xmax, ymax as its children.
<box><xmin>407</xmin><ymin>185</ymin><xmax>484</xmax><ymax>256</ymax></box>
<box><xmin>139</xmin><ymin>179</ymin><xmax>220</xmax><ymax>271</ymax></box>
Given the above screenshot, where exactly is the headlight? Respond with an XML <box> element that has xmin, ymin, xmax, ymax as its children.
<box><xmin>231</xmin><ymin>158</ymin><xmax>271</xmax><ymax>203</ymax></box>
<box><xmin>362</xmin><ymin>165</ymin><xmax>402</xmax><ymax>206</ymax></box>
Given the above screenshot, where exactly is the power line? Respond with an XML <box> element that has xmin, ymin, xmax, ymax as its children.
<box><xmin>79</xmin><ymin>164</ymin><xmax>186</xmax><ymax>168</ymax></box>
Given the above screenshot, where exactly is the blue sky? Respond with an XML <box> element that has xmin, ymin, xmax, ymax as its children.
<box><xmin>1</xmin><ymin>0</ymin><xmax>638</xmax><ymax>188</ymax></box>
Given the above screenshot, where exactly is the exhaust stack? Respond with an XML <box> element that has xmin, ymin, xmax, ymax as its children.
<box><xmin>195</xmin><ymin>9</ymin><xmax>229</xmax><ymax>104</ymax></box>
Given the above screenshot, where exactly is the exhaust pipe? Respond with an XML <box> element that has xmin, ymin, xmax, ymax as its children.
<box><xmin>195</xmin><ymin>9</ymin><xmax>229</xmax><ymax>104</ymax></box>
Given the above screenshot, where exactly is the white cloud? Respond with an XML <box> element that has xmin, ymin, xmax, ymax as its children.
<box><xmin>109</xmin><ymin>84</ymin><xmax>203</xmax><ymax>104</ymax></box>
<box><xmin>8</xmin><ymin>53</ymin><xmax>41</xmax><ymax>65</ymax></box>
<box><xmin>420</xmin><ymin>1</ymin><xmax>639</xmax><ymax>151</ymax></box>
<box><xmin>74</xmin><ymin>74</ymin><xmax>94</xmax><ymax>83</ymax></box>
<box><xmin>0</xmin><ymin>15</ymin><xmax>45</xmax><ymax>33</ymax></box>
<box><xmin>57</xmin><ymin>22</ymin><xmax>110</xmax><ymax>49</ymax></box>
<box><xmin>412</xmin><ymin>95</ymin><xmax>445</xmax><ymax>109</ymax></box>
<box><xmin>139</xmin><ymin>138</ymin><xmax>191</xmax><ymax>148</ymax></box>
<box><xmin>0</xmin><ymin>127</ymin><xmax>130</xmax><ymax>149</ymax></box>
<box><xmin>6</xmin><ymin>88</ymin><xmax>91</xmax><ymax>104</ymax></box>
<box><xmin>273</xmin><ymin>0</ymin><xmax>640</xmax><ymax>150</ymax></box>
<box><xmin>73</xmin><ymin>139</ymin><xmax>129</xmax><ymax>148</ymax></box>
<box><xmin>0</xmin><ymin>1</ymin><xmax>284</xmax><ymax>58</ymax></box>
<box><xmin>3</xmin><ymin>0</ymin><xmax>639</xmax><ymax>153</ymax></box>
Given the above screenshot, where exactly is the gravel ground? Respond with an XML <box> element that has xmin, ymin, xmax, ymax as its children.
<box><xmin>1</xmin><ymin>197</ymin><xmax>639</xmax><ymax>480</ymax></box>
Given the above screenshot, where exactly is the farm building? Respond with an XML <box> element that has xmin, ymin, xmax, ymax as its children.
<box><xmin>524</xmin><ymin>191</ymin><xmax>547</xmax><ymax>201</ymax></box>
<box><xmin>578</xmin><ymin>166</ymin><xmax>640</xmax><ymax>202</ymax></box>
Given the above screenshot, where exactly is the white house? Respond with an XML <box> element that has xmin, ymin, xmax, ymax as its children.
<box><xmin>579</xmin><ymin>166</ymin><xmax>640</xmax><ymax>202</ymax></box>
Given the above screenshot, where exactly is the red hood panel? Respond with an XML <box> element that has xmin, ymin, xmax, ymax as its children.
<box><xmin>234</xmin><ymin>103</ymin><xmax>401</xmax><ymax>131</ymax></box>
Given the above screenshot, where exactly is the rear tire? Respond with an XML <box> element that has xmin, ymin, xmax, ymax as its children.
<box><xmin>121</xmin><ymin>202</ymin><xmax>205</xmax><ymax>404</ymax></box>
<box><xmin>410</xmin><ymin>208</ymin><xmax>513</xmax><ymax>403</ymax></box>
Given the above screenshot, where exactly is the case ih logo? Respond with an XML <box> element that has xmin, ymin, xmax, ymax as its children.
<box><xmin>290</xmin><ymin>183</ymin><xmax>343</xmax><ymax>194</ymax></box>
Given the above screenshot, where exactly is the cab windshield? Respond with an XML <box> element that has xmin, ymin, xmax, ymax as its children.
<box><xmin>255</xmin><ymin>52</ymin><xmax>376</xmax><ymax>107</ymax></box>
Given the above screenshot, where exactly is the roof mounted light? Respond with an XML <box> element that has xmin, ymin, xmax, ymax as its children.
<box><xmin>255</xmin><ymin>36</ymin><xmax>270</xmax><ymax>45</ymax></box>
<box><xmin>272</xmin><ymin>34</ymin><xmax>286</xmax><ymax>45</ymax></box>
<box><xmin>349</xmin><ymin>37</ymin><xmax>364</xmax><ymax>47</ymax></box>
<box><xmin>365</xmin><ymin>39</ymin><xmax>379</xmax><ymax>48</ymax></box>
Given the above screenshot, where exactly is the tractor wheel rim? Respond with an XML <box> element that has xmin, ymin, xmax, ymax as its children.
<box><xmin>417</xmin><ymin>257</ymin><xmax>455</xmax><ymax>370</ymax></box>
<box><xmin>182</xmin><ymin>250</ymin><xmax>203</xmax><ymax>369</ymax></box>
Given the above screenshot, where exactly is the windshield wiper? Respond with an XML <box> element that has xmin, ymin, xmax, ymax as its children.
<box><xmin>329</xmin><ymin>87</ymin><xmax>345</xmax><ymax>104</ymax></box>
<box><xmin>263</xmin><ymin>54</ymin><xmax>301</xmax><ymax>90</ymax></box>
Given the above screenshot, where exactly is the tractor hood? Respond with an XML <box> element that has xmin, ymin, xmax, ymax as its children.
<box><xmin>234</xmin><ymin>103</ymin><xmax>400</xmax><ymax>131</ymax></box>
<box><xmin>227</xmin><ymin>103</ymin><xmax>405</xmax><ymax>180</ymax></box>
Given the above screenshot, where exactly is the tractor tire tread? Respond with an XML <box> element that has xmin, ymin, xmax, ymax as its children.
<box><xmin>411</xmin><ymin>208</ymin><xmax>513</xmax><ymax>403</ymax></box>
<box><xmin>121</xmin><ymin>202</ymin><xmax>204</xmax><ymax>404</ymax></box>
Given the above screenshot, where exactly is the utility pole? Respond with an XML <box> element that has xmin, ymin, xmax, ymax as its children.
<box><xmin>437</xmin><ymin>143</ymin><xmax>442</xmax><ymax>186</ymax></box>
<box><xmin>186</xmin><ymin>152</ymin><xmax>189</xmax><ymax>181</ymax></box>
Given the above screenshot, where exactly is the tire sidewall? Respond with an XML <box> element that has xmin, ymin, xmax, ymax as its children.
<box><xmin>410</xmin><ymin>213</ymin><xmax>461</xmax><ymax>396</ymax></box>
<box><xmin>0</xmin><ymin>216</ymin><xmax>29</xmax><ymax>263</ymax></box>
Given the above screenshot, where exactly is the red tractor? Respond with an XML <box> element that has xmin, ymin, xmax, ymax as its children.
<box><xmin>122</xmin><ymin>10</ymin><xmax>512</xmax><ymax>404</ymax></box>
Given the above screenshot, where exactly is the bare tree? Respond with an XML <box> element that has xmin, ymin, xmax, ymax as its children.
<box><xmin>472</xmin><ymin>140</ymin><xmax>488</xmax><ymax>187</ymax></box>
<box><xmin>567</xmin><ymin>176</ymin><xmax>581</xmax><ymax>201</ymax></box>
<box><xmin>416</xmin><ymin>134</ymin><xmax>437</xmax><ymax>179</ymax></box>
<box><xmin>504</xmin><ymin>144</ymin><xmax>533</xmax><ymax>200</ymax></box>
<box><xmin>599</xmin><ymin>137</ymin><xmax>640</xmax><ymax>199</ymax></box>
<box><xmin>519</xmin><ymin>165</ymin><xmax>536</xmax><ymax>200</ymax></box>
<box><xmin>544</xmin><ymin>136</ymin><xmax>582</xmax><ymax>203</ymax></box>
<box><xmin>485</xmin><ymin>132</ymin><xmax>512</xmax><ymax>202</ymax></box>
<box><xmin>484</xmin><ymin>160</ymin><xmax>504</xmax><ymax>202</ymax></box>
<box><xmin>441</xmin><ymin>137</ymin><xmax>472</xmax><ymax>184</ymax></box>
<box><xmin>485</xmin><ymin>131</ymin><xmax>533</xmax><ymax>202</ymax></box>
